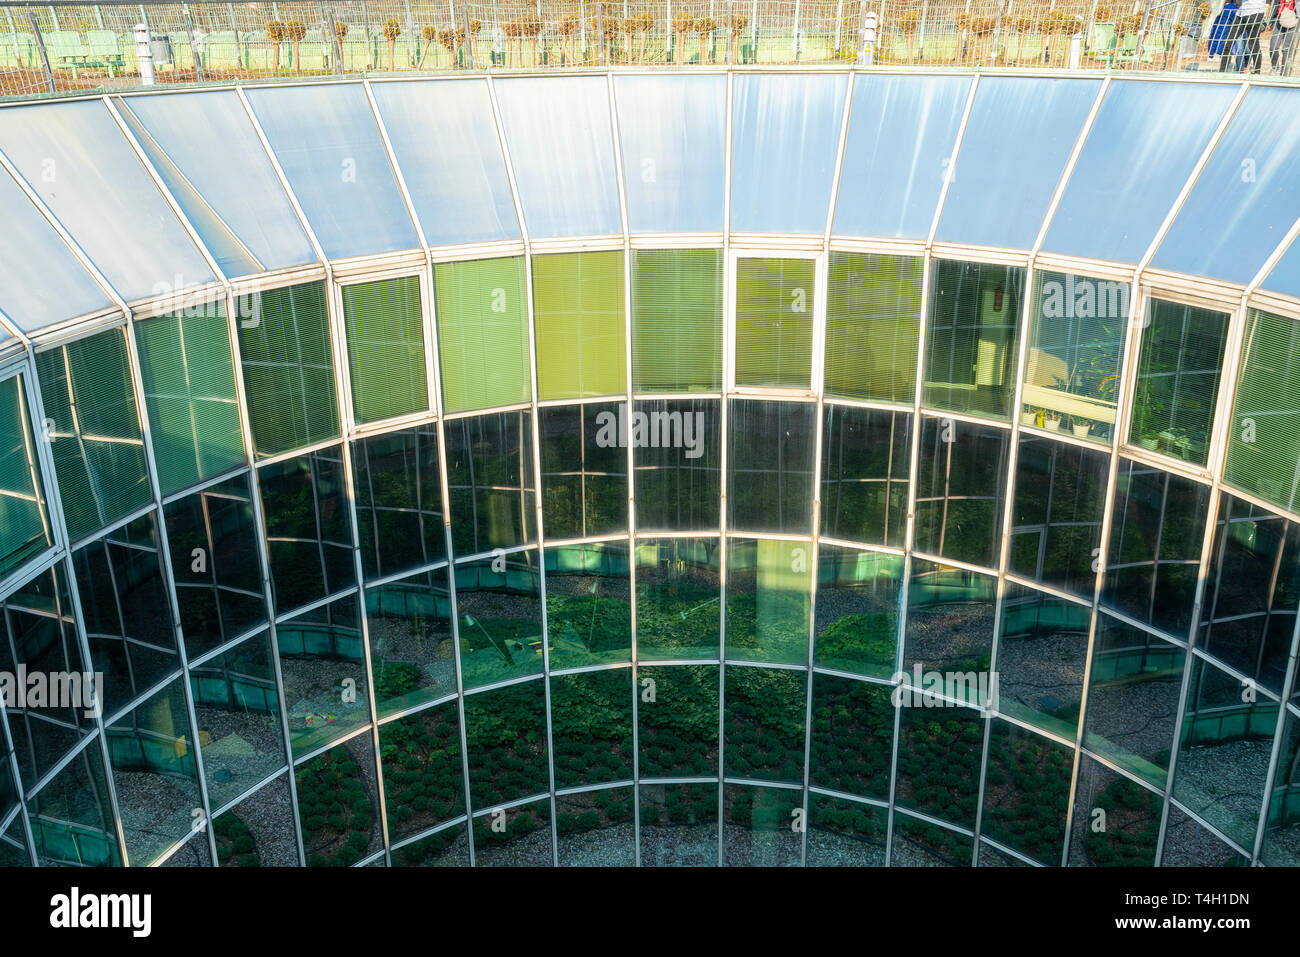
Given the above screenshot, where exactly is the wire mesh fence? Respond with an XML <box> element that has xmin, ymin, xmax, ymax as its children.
<box><xmin>0</xmin><ymin>1</ymin><xmax>1293</xmax><ymax>99</ymax></box>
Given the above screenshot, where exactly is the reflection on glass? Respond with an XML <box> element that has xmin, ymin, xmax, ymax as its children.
<box><xmin>824</xmin><ymin>252</ymin><xmax>922</xmax><ymax>404</ymax></box>
<box><xmin>545</xmin><ymin>542</ymin><xmax>631</xmax><ymax>670</ymax></box>
<box><xmin>276</xmin><ymin>595</ymin><xmax>369</xmax><ymax>757</ymax></box>
<box><xmin>724</xmin><ymin>666</ymin><xmax>805</xmax><ymax>785</ymax></box>
<box><xmin>723</xmin><ymin>784</ymin><xmax>802</xmax><ymax>866</ymax></box>
<box><xmin>633</xmin><ymin>398</ymin><xmax>720</xmax><ymax>533</ymax></box>
<box><xmin>366</xmin><ymin>565</ymin><xmax>455</xmax><ymax>716</ymax></box>
<box><xmin>378</xmin><ymin>701</ymin><xmax>464</xmax><ymax>842</ymax></box>
<box><xmin>895</xmin><ymin>705</ymin><xmax>983</xmax><ymax>830</ymax></box>
<box><xmin>351</xmin><ymin>428</ymin><xmax>445</xmax><ymax>582</ymax></box>
<box><xmin>473</xmin><ymin>797</ymin><xmax>552</xmax><ymax>866</ymax></box>
<box><xmin>635</xmin><ymin>538</ymin><xmax>721</xmax><ymax>660</ymax></box>
<box><xmin>820</xmin><ymin>406</ymin><xmax>910</xmax><ymax>548</ymax></box>
<box><xmin>640</xmin><ymin>782</ymin><xmax>717</xmax><ymax>867</ymax></box>
<box><xmin>631</xmin><ymin>250</ymin><xmax>724</xmax><ymax>393</ymax></box>
<box><xmin>444</xmin><ymin>410</ymin><xmax>535</xmax><ymax>557</ymax></box>
<box><xmin>1068</xmin><ymin>757</ymin><xmax>1159</xmax><ymax>866</ymax></box>
<box><xmin>814</xmin><ymin>546</ymin><xmax>903</xmax><ymax>679</ymax></box>
<box><xmin>214</xmin><ymin>774</ymin><xmax>299</xmax><ymax>866</ymax></box>
<box><xmin>996</xmin><ymin>585</ymin><xmax>1089</xmax><ymax>739</ymax></box>
<box><xmin>734</xmin><ymin>257</ymin><xmax>815</xmax><ymax>389</ymax></box>
<box><xmin>1226</xmin><ymin>309</ymin><xmax>1300</xmax><ymax>512</ymax></box>
<box><xmin>915</xmin><ymin>416</ymin><xmax>1010</xmax><ymax>569</ymax></box>
<box><xmin>539</xmin><ymin>402</ymin><xmax>628</xmax><ymax>539</ymax></box>
<box><xmin>0</xmin><ymin>373</ymin><xmax>49</xmax><ymax>578</ymax></box>
<box><xmin>463</xmin><ymin>680</ymin><xmax>548</xmax><ymax>809</ymax></box>
<box><xmin>556</xmin><ymin>786</ymin><xmax>635</xmax><ymax>867</ymax></box>
<box><xmin>728</xmin><ymin>399</ymin><xmax>816</xmax><ymax>535</ymax></box>
<box><xmin>806</xmin><ymin>794</ymin><xmax>887</xmax><ymax>867</ymax></box>
<box><xmin>637</xmin><ymin>665</ymin><xmax>718</xmax><ymax>777</ymax></box>
<box><xmin>904</xmin><ymin>560</ymin><xmax>995</xmax><ymax>703</ymax></box>
<box><xmin>1259</xmin><ymin>709</ymin><xmax>1300</xmax><ymax>866</ymax></box>
<box><xmin>27</xmin><ymin>743</ymin><xmax>121</xmax><ymax>866</ymax></box>
<box><xmin>295</xmin><ymin>734</ymin><xmax>383</xmax><ymax>867</ymax></box>
<box><xmin>1162</xmin><ymin>804</ymin><xmax>1250</xmax><ymax>866</ymax></box>
<box><xmin>392</xmin><ymin>822</ymin><xmax>469</xmax><ymax>867</ymax></box>
<box><xmin>980</xmin><ymin>719</ymin><xmax>1072</xmax><ymax>866</ymax></box>
<box><xmin>891</xmin><ymin>811</ymin><xmax>973</xmax><ymax>867</ymax></box>
<box><xmin>454</xmin><ymin>549</ymin><xmax>543</xmax><ymax>689</ymax></box>
<box><xmin>725</xmin><ymin>538</ymin><xmax>811</xmax><ymax>666</ymax></box>
<box><xmin>810</xmin><ymin>674</ymin><xmax>893</xmax><ymax>801</ymax></box>
<box><xmin>550</xmin><ymin>668</ymin><xmax>633</xmax><ymax>788</ymax></box>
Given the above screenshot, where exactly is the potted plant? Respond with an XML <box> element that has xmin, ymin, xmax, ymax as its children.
<box><xmin>382</xmin><ymin>17</ymin><xmax>402</xmax><ymax>71</ymax></box>
<box><xmin>266</xmin><ymin>20</ymin><xmax>285</xmax><ymax>73</ymax></box>
<box><xmin>285</xmin><ymin>18</ymin><xmax>306</xmax><ymax>71</ymax></box>
<box><xmin>1069</xmin><ymin>415</ymin><xmax>1092</xmax><ymax>439</ymax></box>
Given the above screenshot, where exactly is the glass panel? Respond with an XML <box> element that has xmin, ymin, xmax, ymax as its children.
<box><xmin>1068</xmin><ymin>758</ymin><xmax>1157</xmax><ymax>867</ymax></box>
<box><xmin>295</xmin><ymin>735</ymin><xmax>383</xmax><ymax>866</ymax></box>
<box><xmin>0</xmin><ymin>99</ymin><xmax>214</xmax><ymax>301</ymax></box>
<box><xmin>1226</xmin><ymin>309</ymin><xmax>1300</xmax><ymax>511</ymax></box>
<box><xmin>1021</xmin><ymin>271</ymin><xmax>1128</xmax><ymax>443</ymax></box>
<box><xmin>190</xmin><ymin>630</ymin><xmax>286</xmax><ymax>809</ymax></box>
<box><xmin>165</xmin><ymin>473</ymin><xmax>267</xmax><ymax>659</ymax></box>
<box><xmin>1264</xmin><ymin>230</ymin><xmax>1300</xmax><ymax>300</ymax></box>
<box><xmin>135</xmin><ymin>303</ymin><xmax>245</xmax><ymax>496</ymax></box>
<box><xmin>1162</xmin><ymin>804</ymin><xmax>1250</xmax><ymax>867</ymax></box>
<box><xmin>1129</xmin><ymin>297</ymin><xmax>1228</xmax><ymax>466</ymax></box>
<box><xmin>734</xmin><ymin>257</ymin><xmax>815</xmax><ymax>389</ymax></box>
<box><xmin>635</xmin><ymin>537</ymin><xmax>721</xmax><ymax>661</ymax></box>
<box><xmin>809</xmin><ymin>673</ymin><xmax>893</xmax><ymax>801</ymax></box>
<box><xmin>276</xmin><ymin>595</ymin><xmax>369</xmax><ymax>757</ymax></box>
<box><xmin>533</xmin><ymin>251</ymin><xmax>626</xmax><ymax>400</ymax></box>
<box><xmin>237</xmin><ymin>281</ymin><xmax>340</xmax><ymax>460</ymax></box>
<box><xmin>493</xmin><ymin>76</ymin><xmax>622</xmax><ymax>238</ymax></box>
<box><xmin>895</xmin><ymin>704</ymin><xmax>983</xmax><ymax>830</ymax></box>
<box><xmin>27</xmin><ymin>743</ymin><xmax>121</xmax><ymax>866</ymax></box>
<box><xmin>392</xmin><ymin>822</ymin><xmax>468</xmax><ymax>867</ymax></box>
<box><xmin>378</xmin><ymin>701</ymin><xmax>464</xmax><ymax>841</ymax></box>
<box><xmin>114</xmin><ymin>91</ymin><xmax>316</xmax><ymax>275</ymax></box>
<box><xmin>444</xmin><ymin>410</ymin><xmax>535</xmax><ymax>556</ymax></box>
<box><xmin>614</xmin><ymin>74</ymin><xmax>726</xmax><ymax>233</ymax></box>
<box><xmin>0</xmin><ymin>819</ymin><xmax>30</xmax><ymax>867</ymax></box>
<box><xmin>244</xmin><ymin>84</ymin><xmax>419</xmax><ymax>259</ymax></box>
<box><xmin>105</xmin><ymin>678</ymin><xmax>203</xmax><ymax>866</ymax></box>
<box><xmin>341</xmin><ymin>275</ymin><xmax>427</xmax><ymax>425</ymax></box>
<box><xmin>980</xmin><ymin>720</ymin><xmax>1072</xmax><ymax>866</ymax></box>
<box><xmin>1045</xmin><ymin>79</ymin><xmax>1238</xmax><ymax>264</ymax></box>
<box><xmin>630</xmin><ymin>248</ymin><xmax>723</xmax><ymax>393</ymax></box>
<box><xmin>833</xmin><ymin>74</ymin><xmax>972</xmax><ymax>240</ymax></box>
<box><xmin>539</xmin><ymin>401</ymin><xmax>628</xmax><ymax>538</ymax></box>
<box><xmin>637</xmin><ymin>664</ymin><xmax>718</xmax><ymax>777</ymax></box>
<box><xmin>434</xmin><ymin>257</ymin><xmax>531</xmax><ymax>414</ymax></box>
<box><xmin>368</xmin><ymin>79</ymin><xmax>520</xmax><ymax>246</ymax></box>
<box><xmin>0</xmin><ymin>165</ymin><xmax>110</xmax><ymax>332</ymax></box>
<box><xmin>454</xmin><ymin>549</ymin><xmax>543</xmax><ymax>689</ymax></box>
<box><xmin>258</xmin><ymin>446</ymin><xmax>356</xmax><ymax>615</ymax></box>
<box><xmin>473</xmin><ymin>797</ymin><xmax>552</xmax><ymax>866</ymax></box>
<box><xmin>550</xmin><ymin>668</ymin><xmax>633</xmax><ymax>788</ymax></box>
<box><xmin>728</xmin><ymin>399</ymin><xmax>816</xmax><ymax>535</ymax></box>
<box><xmin>639</xmin><ymin>782</ymin><xmax>717</xmax><ymax>866</ymax></box>
<box><xmin>725</xmin><ymin>538</ymin><xmax>811</xmax><ymax>666</ymax></box>
<box><xmin>36</xmin><ymin>329</ymin><xmax>152</xmax><ymax>543</ymax></box>
<box><xmin>806</xmin><ymin>795</ymin><xmax>887</xmax><ymax>867</ymax></box>
<box><xmin>1172</xmin><ymin>656</ymin><xmax>1277</xmax><ymax>851</ymax></box>
<box><xmin>1259</xmin><ymin>708</ymin><xmax>1300</xmax><ymax>866</ymax></box>
<box><xmin>730</xmin><ymin>73</ymin><xmax>848</xmax><ymax>234</ymax></box>
<box><xmin>1009</xmin><ymin>434</ymin><xmax>1110</xmax><ymax>600</ymax></box>
<box><xmin>351</xmin><ymin>427</ymin><xmax>445</xmax><ymax>582</ymax></box>
<box><xmin>1153</xmin><ymin>86</ymin><xmax>1300</xmax><ymax>285</ymax></box>
<box><xmin>633</xmin><ymin>398</ymin><xmax>720</xmax><ymax>533</ymax></box>
<box><xmin>937</xmin><ymin>76</ymin><xmax>1101</xmax><ymax>250</ymax></box>
<box><xmin>0</xmin><ymin>374</ymin><xmax>50</xmax><ymax>577</ymax></box>
<box><xmin>1104</xmin><ymin>459</ymin><xmax>1211</xmax><ymax>640</ymax></box>
<box><xmin>824</xmin><ymin>252</ymin><xmax>922</xmax><ymax>403</ymax></box>
<box><xmin>723</xmin><ymin>783</ymin><xmax>802</xmax><ymax>866</ymax></box>
<box><xmin>997</xmin><ymin>584</ymin><xmax>1089</xmax><ymax>739</ymax></box>
<box><xmin>366</xmin><ymin>565</ymin><xmax>455</xmax><ymax>717</ymax></box>
<box><xmin>820</xmin><ymin>406</ymin><xmax>909</xmax><ymax>548</ymax></box>
<box><xmin>903</xmin><ymin>559</ymin><xmax>996</xmax><ymax>706</ymax></box>
<box><xmin>74</xmin><ymin>512</ymin><xmax>181</xmax><ymax>715</ymax></box>
<box><xmin>544</xmin><ymin>541</ymin><xmax>631</xmax><ymax>670</ymax></box>
<box><xmin>214</xmin><ymin>775</ymin><xmax>299</xmax><ymax>867</ymax></box>
<box><xmin>723</xmin><ymin>665</ymin><xmax>805</xmax><ymax>785</ymax></box>
<box><xmin>891</xmin><ymin>811</ymin><xmax>973</xmax><ymax>867</ymax></box>
<box><xmin>924</xmin><ymin>260</ymin><xmax>1025</xmax><ymax>421</ymax></box>
<box><xmin>915</xmin><ymin>416</ymin><xmax>1010</xmax><ymax>570</ymax></box>
<box><xmin>463</xmin><ymin>680</ymin><xmax>548</xmax><ymax>808</ymax></box>
<box><xmin>1083</xmin><ymin>613</ymin><xmax>1184</xmax><ymax>788</ymax></box>
<box><xmin>1197</xmin><ymin>494</ymin><xmax>1300</xmax><ymax>696</ymax></box>
<box><xmin>555</xmin><ymin>786</ymin><xmax>634</xmax><ymax>866</ymax></box>
<box><xmin>814</xmin><ymin>546</ymin><xmax>903</xmax><ymax>680</ymax></box>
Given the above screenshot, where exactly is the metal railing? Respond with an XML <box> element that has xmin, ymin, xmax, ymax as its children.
<box><xmin>0</xmin><ymin>1</ymin><xmax>1294</xmax><ymax>100</ymax></box>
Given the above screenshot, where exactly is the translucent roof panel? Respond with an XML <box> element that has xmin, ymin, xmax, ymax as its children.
<box><xmin>244</xmin><ymin>83</ymin><xmax>419</xmax><ymax>259</ymax></box>
<box><xmin>0</xmin><ymin>99</ymin><xmax>214</xmax><ymax>302</ymax></box>
<box><xmin>833</xmin><ymin>73</ymin><xmax>972</xmax><ymax>240</ymax></box>
<box><xmin>614</xmin><ymin>74</ymin><xmax>726</xmax><ymax>234</ymax></box>
<box><xmin>115</xmin><ymin>90</ymin><xmax>317</xmax><ymax>276</ymax></box>
<box><xmin>493</xmin><ymin>76</ymin><xmax>623</xmax><ymax>238</ymax></box>
<box><xmin>1045</xmin><ymin>79</ymin><xmax>1238</xmax><ymax>265</ymax></box>
<box><xmin>1153</xmin><ymin>85</ymin><xmax>1300</xmax><ymax>286</ymax></box>
<box><xmin>369</xmin><ymin>78</ymin><xmax>520</xmax><ymax>247</ymax></box>
<box><xmin>0</xmin><ymin>166</ymin><xmax>111</xmax><ymax>332</ymax></box>
<box><xmin>936</xmin><ymin>76</ymin><xmax>1102</xmax><ymax>251</ymax></box>
<box><xmin>731</xmin><ymin>73</ymin><xmax>848</xmax><ymax>235</ymax></box>
<box><xmin>1261</xmin><ymin>233</ymin><xmax>1300</xmax><ymax>299</ymax></box>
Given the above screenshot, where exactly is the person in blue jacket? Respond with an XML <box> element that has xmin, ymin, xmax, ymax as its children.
<box><xmin>1210</xmin><ymin>0</ymin><xmax>1239</xmax><ymax>64</ymax></box>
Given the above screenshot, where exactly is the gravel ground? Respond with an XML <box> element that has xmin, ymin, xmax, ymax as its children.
<box><xmin>995</xmin><ymin>630</ymin><xmax>1086</xmax><ymax>719</ymax></box>
<box><xmin>473</xmin><ymin>826</ymin><xmax>553</xmax><ymax>866</ymax></box>
<box><xmin>1079</xmin><ymin>673</ymin><xmax>1181</xmax><ymax>767</ymax></box>
<box><xmin>558</xmin><ymin>821</ymin><xmax>635</xmax><ymax>866</ymax></box>
<box><xmin>721</xmin><ymin>823</ymin><xmax>801</xmax><ymax>866</ymax></box>
<box><xmin>112</xmin><ymin>769</ymin><xmax>200</xmax><ymax>866</ymax></box>
<box><xmin>1171</xmin><ymin>737</ymin><xmax>1273</xmax><ymax>850</ymax></box>
<box><xmin>640</xmin><ymin>823</ymin><xmax>719</xmax><ymax>866</ymax></box>
<box><xmin>194</xmin><ymin>706</ymin><xmax>285</xmax><ymax>801</ymax></box>
<box><xmin>886</xmin><ymin>834</ymin><xmax>953</xmax><ymax>867</ymax></box>
<box><xmin>368</xmin><ymin>616</ymin><xmax>456</xmax><ymax>696</ymax></box>
<box><xmin>223</xmin><ymin>776</ymin><xmax>299</xmax><ymax>867</ymax></box>
<box><xmin>804</xmin><ymin>828</ymin><xmax>886</xmax><ymax>866</ymax></box>
<box><xmin>393</xmin><ymin>826</ymin><xmax>470</xmax><ymax>867</ymax></box>
<box><xmin>1162</xmin><ymin>805</ymin><xmax>1248</xmax><ymax>865</ymax></box>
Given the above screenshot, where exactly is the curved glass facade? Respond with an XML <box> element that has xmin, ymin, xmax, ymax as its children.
<box><xmin>1</xmin><ymin>70</ymin><xmax>1300</xmax><ymax>870</ymax></box>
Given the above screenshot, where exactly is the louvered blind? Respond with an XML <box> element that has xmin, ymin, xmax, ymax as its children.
<box><xmin>434</xmin><ymin>257</ymin><xmax>531</xmax><ymax>414</ymax></box>
<box><xmin>631</xmin><ymin>248</ymin><xmax>723</xmax><ymax>393</ymax></box>
<box><xmin>533</xmin><ymin>251</ymin><xmax>626</xmax><ymax>400</ymax></box>
<box><xmin>342</xmin><ymin>275</ymin><xmax>427</xmax><ymax>425</ymax></box>
<box><xmin>734</xmin><ymin>257</ymin><xmax>814</xmax><ymax>389</ymax></box>
<box><xmin>135</xmin><ymin>305</ymin><xmax>244</xmax><ymax>496</ymax></box>
<box><xmin>1226</xmin><ymin>309</ymin><xmax>1300</xmax><ymax>511</ymax></box>
<box><xmin>0</xmin><ymin>374</ymin><xmax>49</xmax><ymax>577</ymax></box>
<box><xmin>825</xmin><ymin>252</ymin><xmax>922</xmax><ymax>404</ymax></box>
<box><xmin>237</xmin><ymin>281</ymin><xmax>340</xmax><ymax>459</ymax></box>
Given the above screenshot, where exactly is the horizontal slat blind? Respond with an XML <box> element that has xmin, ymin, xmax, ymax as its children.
<box><xmin>342</xmin><ymin>275</ymin><xmax>428</xmax><ymax>425</ymax></box>
<box><xmin>36</xmin><ymin>329</ymin><xmax>152</xmax><ymax>543</ymax></box>
<box><xmin>135</xmin><ymin>304</ymin><xmax>245</xmax><ymax>496</ymax></box>
<box><xmin>825</xmin><ymin>252</ymin><xmax>922</xmax><ymax>404</ymax></box>
<box><xmin>1226</xmin><ymin>309</ymin><xmax>1300</xmax><ymax>511</ymax></box>
<box><xmin>735</xmin><ymin>257</ymin><xmax>815</xmax><ymax>389</ymax></box>
<box><xmin>0</xmin><ymin>374</ymin><xmax>49</xmax><ymax>577</ymax></box>
<box><xmin>533</xmin><ymin>251</ymin><xmax>626</xmax><ymax>400</ymax></box>
<box><xmin>631</xmin><ymin>248</ymin><xmax>723</xmax><ymax>393</ymax></box>
<box><xmin>434</xmin><ymin>257</ymin><xmax>531</xmax><ymax>414</ymax></box>
<box><xmin>237</xmin><ymin>281</ymin><xmax>340</xmax><ymax>459</ymax></box>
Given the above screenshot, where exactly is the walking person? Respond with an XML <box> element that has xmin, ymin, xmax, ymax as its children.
<box><xmin>1211</xmin><ymin>0</ymin><xmax>1241</xmax><ymax>67</ymax></box>
<box><xmin>1271</xmin><ymin>0</ymin><xmax>1299</xmax><ymax>73</ymax></box>
<box><xmin>1223</xmin><ymin>0</ymin><xmax>1268</xmax><ymax>71</ymax></box>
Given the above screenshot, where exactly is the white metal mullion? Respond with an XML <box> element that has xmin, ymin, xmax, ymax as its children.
<box><xmin>717</xmin><ymin>67</ymin><xmax>735</xmax><ymax>866</ymax></box>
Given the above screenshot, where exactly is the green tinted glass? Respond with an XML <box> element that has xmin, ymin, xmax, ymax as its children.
<box><xmin>825</xmin><ymin>252</ymin><xmax>922</xmax><ymax>403</ymax></box>
<box><xmin>1226</xmin><ymin>309</ymin><xmax>1300</xmax><ymax>511</ymax></box>
<box><xmin>342</xmin><ymin>275</ymin><xmax>427</xmax><ymax>424</ymax></box>
<box><xmin>735</xmin><ymin>257</ymin><xmax>814</xmax><ymax>389</ymax></box>
<box><xmin>631</xmin><ymin>248</ymin><xmax>723</xmax><ymax>392</ymax></box>
<box><xmin>435</xmin><ymin>256</ymin><xmax>531</xmax><ymax>413</ymax></box>
<box><xmin>0</xmin><ymin>374</ymin><xmax>49</xmax><ymax>577</ymax></box>
<box><xmin>533</xmin><ymin>251</ymin><xmax>626</xmax><ymax>400</ymax></box>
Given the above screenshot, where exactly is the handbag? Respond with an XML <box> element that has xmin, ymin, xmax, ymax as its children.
<box><xmin>1283</xmin><ymin>2</ymin><xmax>1299</xmax><ymax>29</ymax></box>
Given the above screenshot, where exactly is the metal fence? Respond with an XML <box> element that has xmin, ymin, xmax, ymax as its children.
<box><xmin>0</xmin><ymin>1</ymin><xmax>1292</xmax><ymax>99</ymax></box>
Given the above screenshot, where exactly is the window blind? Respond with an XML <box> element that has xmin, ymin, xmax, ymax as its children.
<box><xmin>631</xmin><ymin>248</ymin><xmax>723</xmax><ymax>393</ymax></box>
<box><xmin>341</xmin><ymin>275</ymin><xmax>427</xmax><ymax>425</ymax></box>
<box><xmin>1226</xmin><ymin>309</ymin><xmax>1300</xmax><ymax>511</ymax></box>
<box><xmin>734</xmin><ymin>257</ymin><xmax>814</xmax><ymax>389</ymax></box>
<box><xmin>824</xmin><ymin>252</ymin><xmax>922</xmax><ymax>404</ymax></box>
<box><xmin>533</xmin><ymin>251</ymin><xmax>626</xmax><ymax>400</ymax></box>
<box><xmin>434</xmin><ymin>257</ymin><xmax>531</xmax><ymax>414</ymax></box>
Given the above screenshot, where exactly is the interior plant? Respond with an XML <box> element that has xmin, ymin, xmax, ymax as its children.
<box><xmin>334</xmin><ymin>20</ymin><xmax>348</xmax><ymax>70</ymax></box>
<box><xmin>621</xmin><ymin>16</ymin><xmax>638</xmax><ymax>63</ymax></box>
<box><xmin>899</xmin><ymin>9</ymin><xmax>921</xmax><ymax>64</ymax></box>
<box><xmin>522</xmin><ymin>12</ymin><xmax>542</xmax><ymax>66</ymax></box>
<box><xmin>417</xmin><ymin>24</ymin><xmax>437</xmax><ymax>69</ymax></box>
<box><xmin>265</xmin><ymin>19</ymin><xmax>285</xmax><ymax>73</ymax></box>
<box><xmin>558</xmin><ymin>13</ymin><xmax>579</xmax><ymax>64</ymax></box>
<box><xmin>724</xmin><ymin>11</ymin><xmax>747</xmax><ymax>62</ymax></box>
<box><xmin>696</xmin><ymin>15</ymin><xmax>717</xmax><ymax>63</ymax></box>
<box><xmin>285</xmin><ymin>18</ymin><xmax>306</xmax><ymax>71</ymax></box>
<box><xmin>672</xmin><ymin>10</ymin><xmax>694</xmax><ymax>63</ymax></box>
<box><xmin>382</xmin><ymin>17</ymin><xmax>401</xmax><ymax>71</ymax></box>
<box><xmin>636</xmin><ymin>11</ymin><xmax>655</xmax><ymax>62</ymax></box>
